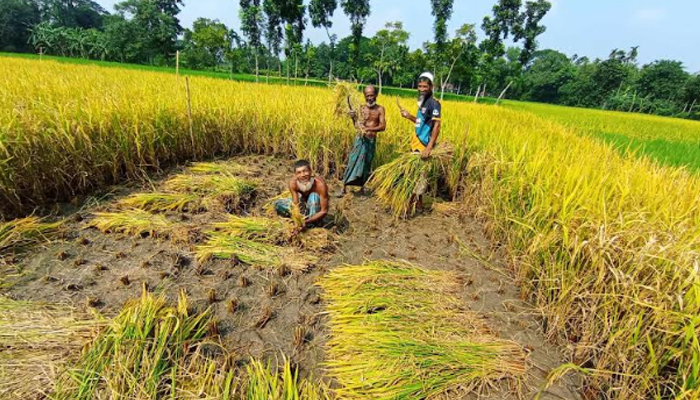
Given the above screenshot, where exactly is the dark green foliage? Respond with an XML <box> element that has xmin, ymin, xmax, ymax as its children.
<box><xmin>0</xmin><ymin>0</ymin><xmax>41</xmax><ymax>53</ymax></box>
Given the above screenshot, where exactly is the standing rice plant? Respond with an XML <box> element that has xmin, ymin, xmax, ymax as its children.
<box><xmin>0</xmin><ymin>297</ymin><xmax>102</xmax><ymax>400</ymax></box>
<box><xmin>319</xmin><ymin>261</ymin><xmax>526</xmax><ymax>399</ymax></box>
<box><xmin>88</xmin><ymin>209</ymin><xmax>172</xmax><ymax>237</ymax></box>
<box><xmin>0</xmin><ymin>217</ymin><xmax>63</xmax><ymax>257</ymax></box>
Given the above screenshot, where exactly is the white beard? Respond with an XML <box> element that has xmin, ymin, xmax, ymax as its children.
<box><xmin>297</xmin><ymin>178</ymin><xmax>315</xmax><ymax>193</ymax></box>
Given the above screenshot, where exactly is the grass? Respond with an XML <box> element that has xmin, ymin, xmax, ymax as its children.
<box><xmin>0</xmin><ymin>297</ymin><xmax>103</xmax><ymax>400</ymax></box>
<box><xmin>0</xmin><ymin>216</ymin><xmax>63</xmax><ymax>257</ymax></box>
<box><xmin>319</xmin><ymin>261</ymin><xmax>526</xmax><ymax>399</ymax></box>
<box><xmin>88</xmin><ymin>209</ymin><xmax>172</xmax><ymax>237</ymax></box>
<box><xmin>196</xmin><ymin>232</ymin><xmax>317</xmax><ymax>272</ymax></box>
<box><xmin>593</xmin><ymin>131</ymin><xmax>700</xmax><ymax>172</ymax></box>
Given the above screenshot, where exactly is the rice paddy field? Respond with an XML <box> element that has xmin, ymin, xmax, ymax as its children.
<box><xmin>2</xmin><ymin>55</ymin><xmax>700</xmax><ymax>399</ymax></box>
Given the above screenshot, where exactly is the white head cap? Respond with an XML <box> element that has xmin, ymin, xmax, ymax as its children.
<box><xmin>418</xmin><ymin>72</ymin><xmax>434</xmax><ymax>84</ymax></box>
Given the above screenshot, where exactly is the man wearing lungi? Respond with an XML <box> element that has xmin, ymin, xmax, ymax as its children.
<box><xmin>338</xmin><ymin>85</ymin><xmax>386</xmax><ymax>197</ymax></box>
<box><xmin>274</xmin><ymin>160</ymin><xmax>329</xmax><ymax>229</ymax></box>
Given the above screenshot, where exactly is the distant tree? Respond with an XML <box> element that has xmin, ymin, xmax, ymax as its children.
<box><xmin>637</xmin><ymin>60</ymin><xmax>689</xmax><ymax>102</ymax></box>
<box><xmin>40</xmin><ymin>0</ymin><xmax>107</xmax><ymax>29</ymax></box>
<box><xmin>239</xmin><ymin>0</ymin><xmax>263</xmax><ymax>80</ymax></box>
<box><xmin>114</xmin><ymin>0</ymin><xmax>184</xmax><ymax>64</ymax></box>
<box><xmin>513</xmin><ymin>0</ymin><xmax>551</xmax><ymax>65</ymax></box>
<box><xmin>274</xmin><ymin>0</ymin><xmax>306</xmax><ymax>82</ymax></box>
<box><xmin>340</xmin><ymin>0</ymin><xmax>370</xmax><ymax>77</ymax></box>
<box><xmin>262</xmin><ymin>0</ymin><xmax>283</xmax><ymax>77</ymax></box>
<box><xmin>682</xmin><ymin>74</ymin><xmax>700</xmax><ymax>117</ymax></box>
<box><xmin>430</xmin><ymin>0</ymin><xmax>453</xmax><ymax>51</ymax></box>
<box><xmin>0</xmin><ymin>0</ymin><xmax>41</xmax><ymax>52</ymax></box>
<box><xmin>369</xmin><ymin>21</ymin><xmax>409</xmax><ymax>93</ymax></box>
<box><xmin>309</xmin><ymin>0</ymin><xmax>337</xmax><ymax>81</ymax></box>
<box><xmin>522</xmin><ymin>49</ymin><xmax>575</xmax><ymax>103</ymax></box>
<box><xmin>181</xmin><ymin>18</ymin><xmax>232</xmax><ymax>69</ymax></box>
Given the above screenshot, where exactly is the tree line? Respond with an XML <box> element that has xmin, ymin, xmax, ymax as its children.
<box><xmin>2</xmin><ymin>0</ymin><xmax>699</xmax><ymax>119</ymax></box>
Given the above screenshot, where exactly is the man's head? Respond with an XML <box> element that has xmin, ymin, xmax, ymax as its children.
<box><xmin>294</xmin><ymin>159</ymin><xmax>313</xmax><ymax>184</ymax></box>
<box><xmin>417</xmin><ymin>72</ymin><xmax>434</xmax><ymax>98</ymax></box>
<box><xmin>364</xmin><ymin>85</ymin><xmax>378</xmax><ymax>107</ymax></box>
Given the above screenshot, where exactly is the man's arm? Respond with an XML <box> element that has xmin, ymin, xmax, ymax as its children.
<box><xmin>305</xmin><ymin>180</ymin><xmax>329</xmax><ymax>225</ymax></box>
<box><xmin>289</xmin><ymin>179</ymin><xmax>300</xmax><ymax>205</ymax></box>
<box><xmin>421</xmin><ymin>120</ymin><xmax>441</xmax><ymax>159</ymax></box>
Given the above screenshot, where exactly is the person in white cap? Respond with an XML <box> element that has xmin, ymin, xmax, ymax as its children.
<box><xmin>399</xmin><ymin>72</ymin><xmax>442</xmax><ymax>159</ymax></box>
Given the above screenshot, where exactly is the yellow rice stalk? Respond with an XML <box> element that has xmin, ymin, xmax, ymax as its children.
<box><xmin>88</xmin><ymin>209</ymin><xmax>172</xmax><ymax>237</ymax></box>
<box><xmin>320</xmin><ymin>261</ymin><xmax>526</xmax><ymax>399</ymax></box>
<box><xmin>368</xmin><ymin>144</ymin><xmax>455</xmax><ymax>219</ymax></box>
<box><xmin>117</xmin><ymin>192</ymin><xmax>201</xmax><ymax>212</ymax></box>
<box><xmin>213</xmin><ymin>215</ymin><xmax>292</xmax><ymax>244</ymax></box>
<box><xmin>245</xmin><ymin>357</ymin><xmax>331</xmax><ymax>400</ymax></box>
<box><xmin>297</xmin><ymin>228</ymin><xmax>337</xmax><ymax>252</ymax></box>
<box><xmin>163</xmin><ymin>174</ymin><xmax>256</xmax><ymax>196</ymax></box>
<box><xmin>0</xmin><ymin>297</ymin><xmax>103</xmax><ymax>400</ymax></box>
<box><xmin>332</xmin><ymin>81</ymin><xmax>363</xmax><ymax>119</ymax></box>
<box><xmin>188</xmin><ymin>161</ymin><xmax>250</xmax><ymax>176</ymax></box>
<box><xmin>0</xmin><ymin>217</ymin><xmax>63</xmax><ymax>257</ymax></box>
<box><xmin>262</xmin><ymin>193</ymin><xmax>289</xmax><ymax>217</ymax></box>
<box><xmin>196</xmin><ymin>232</ymin><xmax>317</xmax><ymax>272</ymax></box>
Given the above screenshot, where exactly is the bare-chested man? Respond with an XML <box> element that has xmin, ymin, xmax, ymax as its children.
<box><xmin>274</xmin><ymin>159</ymin><xmax>329</xmax><ymax>229</ymax></box>
<box><xmin>337</xmin><ymin>85</ymin><xmax>386</xmax><ymax>196</ymax></box>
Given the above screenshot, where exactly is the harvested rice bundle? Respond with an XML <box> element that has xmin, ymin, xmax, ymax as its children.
<box><xmin>368</xmin><ymin>143</ymin><xmax>455</xmax><ymax>219</ymax></box>
<box><xmin>163</xmin><ymin>174</ymin><xmax>257</xmax><ymax>212</ymax></box>
<box><xmin>0</xmin><ymin>297</ymin><xmax>102</xmax><ymax>400</ymax></box>
<box><xmin>188</xmin><ymin>161</ymin><xmax>250</xmax><ymax>176</ymax></box>
<box><xmin>333</xmin><ymin>81</ymin><xmax>362</xmax><ymax>119</ymax></box>
<box><xmin>213</xmin><ymin>216</ymin><xmax>292</xmax><ymax>244</ymax></box>
<box><xmin>0</xmin><ymin>216</ymin><xmax>63</xmax><ymax>257</ymax></box>
<box><xmin>320</xmin><ymin>261</ymin><xmax>526</xmax><ymax>399</ymax></box>
<box><xmin>117</xmin><ymin>192</ymin><xmax>201</xmax><ymax>212</ymax></box>
<box><xmin>88</xmin><ymin>209</ymin><xmax>172</xmax><ymax>237</ymax></box>
<box><xmin>196</xmin><ymin>232</ymin><xmax>317</xmax><ymax>272</ymax></box>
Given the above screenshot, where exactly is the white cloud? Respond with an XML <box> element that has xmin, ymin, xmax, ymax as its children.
<box><xmin>632</xmin><ymin>7</ymin><xmax>667</xmax><ymax>24</ymax></box>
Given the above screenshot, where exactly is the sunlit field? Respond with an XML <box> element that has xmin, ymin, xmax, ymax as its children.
<box><xmin>2</xmin><ymin>56</ymin><xmax>700</xmax><ymax>399</ymax></box>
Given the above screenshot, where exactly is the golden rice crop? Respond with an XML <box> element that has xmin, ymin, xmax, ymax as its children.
<box><xmin>319</xmin><ymin>261</ymin><xmax>526</xmax><ymax>399</ymax></box>
<box><xmin>196</xmin><ymin>232</ymin><xmax>317</xmax><ymax>272</ymax></box>
<box><xmin>117</xmin><ymin>192</ymin><xmax>202</xmax><ymax>212</ymax></box>
<box><xmin>50</xmin><ymin>289</ymin><xmax>326</xmax><ymax>399</ymax></box>
<box><xmin>188</xmin><ymin>161</ymin><xmax>250</xmax><ymax>175</ymax></box>
<box><xmin>3</xmin><ymin>55</ymin><xmax>700</xmax><ymax>398</ymax></box>
<box><xmin>88</xmin><ymin>209</ymin><xmax>172</xmax><ymax>237</ymax></box>
<box><xmin>0</xmin><ymin>297</ymin><xmax>103</xmax><ymax>399</ymax></box>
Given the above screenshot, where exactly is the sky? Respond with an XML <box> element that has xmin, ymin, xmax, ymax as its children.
<box><xmin>94</xmin><ymin>0</ymin><xmax>700</xmax><ymax>73</ymax></box>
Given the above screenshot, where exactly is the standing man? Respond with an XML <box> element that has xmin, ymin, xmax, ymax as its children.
<box><xmin>338</xmin><ymin>85</ymin><xmax>386</xmax><ymax>197</ymax></box>
<box><xmin>399</xmin><ymin>72</ymin><xmax>442</xmax><ymax>159</ymax></box>
<box><xmin>274</xmin><ymin>160</ymin><xmax>330</xmax><ymax>228</ymax></box>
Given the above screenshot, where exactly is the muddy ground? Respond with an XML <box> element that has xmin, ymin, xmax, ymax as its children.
<box><xmin>2</xmin><ymin>155</ymin><xmax>579</xmax><ymax>399</ymax></box>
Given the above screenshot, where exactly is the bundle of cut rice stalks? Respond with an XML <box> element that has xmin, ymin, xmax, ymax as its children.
<box><xmin>320</xmin><ymin>261</ymin><xmax>526</xmax><ymax>399</ymax></box>
<box><xmin>215</xmin><ymin>215</ymin><xmax>337</xmax><ymax>252</ymax></box>
<box><xmin>0</xmin><ymin>216</ymin><xmax>63</xmax><ymax>257</ymax></box>
<box><xmin>333</xmin><ymin>81</ymin><xmax>363</xmax><ymax>119</ymax></box>
<box><xmin>368</xmin><ymin>143</ymin><xmax>455</xmax><ymax>219</ymax></box>
<box><xmin>117</xmin><ymin>192</ymin><xmax>202</xmax><ymax>213</ymax></box>
<box><xmin>0</xmin><ymin>297</ymin><xmax>102</xmax><ymax>400</ymax></box>
<box><xmin>163</xmin><ymin>174</ymin><xmax>257</xmax><ymax>212</ymax></box>
<box><xmin>187</xmin><ymin>161</ymin><xmax>250</xmax><ymax>176</ymax></box>
<box><xmin>196</xmin><ymin>232</ymin><xmax>317</xmax><ymax>272</ymax></box>
<box><xmin>88</xmin><ymin>209</ymin><xmax>172</xmax><ymax>237</ymax></box>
